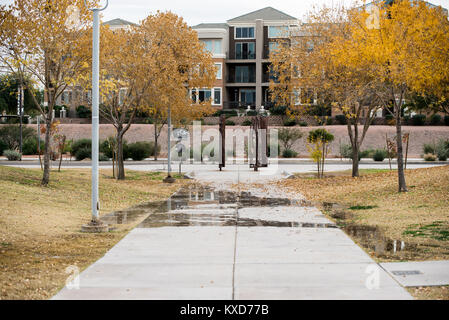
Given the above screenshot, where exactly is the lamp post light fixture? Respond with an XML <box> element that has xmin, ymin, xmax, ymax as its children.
<box><xmin>82</xmin><ymin>0</ymin><xmax>109</xmax><ymax>233</ymax></box>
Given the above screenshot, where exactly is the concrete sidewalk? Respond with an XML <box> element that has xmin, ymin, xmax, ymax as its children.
<box><xmin>53</xmin><ymin>166</ymin><xmax>412</xmax><ymax>300</ymax></box>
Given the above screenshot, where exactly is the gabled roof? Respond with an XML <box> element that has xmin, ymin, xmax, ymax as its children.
<box><xmin>192</xmin><ymin>23</ymin><xmax>228</xmax><ymax>29</ymax></box>
<box><xmin>228</xmin><ymin>7</ymin><xmax>297</xmax><ymax>22</ymax></box>
<box><xmin>103</xmin><ymin>18</ymin><xmax>137</xmax><ymax>26</ymax></box>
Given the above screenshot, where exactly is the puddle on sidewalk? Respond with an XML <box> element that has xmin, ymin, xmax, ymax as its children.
<box><xmin>102</xmin><ymin>184</ymin><xmax>335</xmax><ymax>229</ymax></box>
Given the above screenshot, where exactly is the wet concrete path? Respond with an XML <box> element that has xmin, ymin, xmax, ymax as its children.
<box><xmin>53</xmin><ymin>174</ymin><xmax>413</xmax><ymax>300</ymax></box>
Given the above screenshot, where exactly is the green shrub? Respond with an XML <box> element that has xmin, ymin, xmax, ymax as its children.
<box><xmin>444</xmin><ymin>115</ymin><xmax>449</xmax><ymax>126</ymax></box>
<box><xmin>72</xmin><ymin>139</ymin><xmax>92</xmax><ymax>156</ymax></box>
<box><xmin>149</xmin><ymin>141</ymin><xmax>161</xmax><ymax>157</ymax></box>
<box><xmin>279</xmin><ymin>128</ymin><xmax>303</xmax><ymax>151</ymax></box>
<box><xmin>128</xmin><ymin>142</ymin><xmax>151</xmax><ymax>161</ymax></box>
<box><xmin>339</xmin><ymin>144</ymin><xmax>353</xmax><ymax>159</ymax></box>
<box><xmin>360</xmin><ymin>149</ymin><xmax>375</xmax><ymax>159</ymax></box>
<box><xmin>411</xmin><ymin>114</ymin><xmax>426</xmax><ymax>126</ymax></box>
<box><xmin>3</xmin><ymin>149</ymin><xmax>21</xmax><ymax>161</ymax></box>
<box><xmin>242</xmin><ymin>119</ymin><xmax>252</xmax><ymax>126</ymax></box>
<box><xmin>63</xmin><ymin>139</ymin><xmax>73</xmax><ymax>154</ymax></box>
<box><xmin>246</xmin><ymin>110</ymin><xmax>258</xmax><ymax>116</ymax></box>
<box><xmin>423</xmin><ymin>143</ymin><xmax>435</xmax><ymax>155</ymax></box>
<box><xmin>100</xmin><ymin>138</ymin><xmax>131</xmax><ymax>160</ymax></box>
<box><xmin>430</xmin><ymin>114</ymin><xmax>442</xmax><ymax>125</ymax></box>
<box><xmin>372</xmin><ymin>149</ymin><xmax>387</xmax><ymax>162</ymax></box>
<box><xmin>335</xmin><ymin>115</ymin><xmax>347</xmax><ymax>125</ymax></box>
<box><xmin>75</xmin><ymin>147</ymin><xmax>91</xmax><ymax>161</ymax></box>
<box><xmin>213</xmin><ymin>110</ymin><xmax>238</xmax><ymax>117</ymax></box>
<box><xmin>299</xmin><ymin>121</ymin><xmax>308</xmax><ymax>127</ymax></box>
<box><xmin>423</xmin><ymin>153</ymin><xmax>436</xmax><ymax>161</ymax></box>
<box><xmin>308</xmin><ymin>129</ymin><xmax>335</xmax><ymax>144</ymax></box>
<box><xmin>22</xmin><ymin>136</ymin><xmax>45</xmax><ymax>155</ymax></box>
<box><xmin>385</xmin><ymin>114</ymin><xmax>394</xmax><ymax>122</ymax></box>
<box><xmin>0</xmin><ymin>125</ymin><xmax>35</xmax><ymax>150</ymax></box>
<box><xmin>403</xmin><ymin>115</ymin><xmax>411</xmax><ymax>125</ymax></box>
<box><xmin>283</xmin><ymin>118</ymin><xmax>297</xmax><ymax>127</ymax></box>
<box><xmin>339</xmin><ymin>144</ymin><xmax>372</xmax><ymax>160</ymax></box>
<box><xmin>76</xmin><ymin>105</ymin><xmax>91</xmax><ymax>118</ymax></box>
<box><xmin>99</xmin><ymin>153</ymin><xmax>109</xmax><ymax>161</ymax></box>
<box><xmin>326</xmin><ymin>118</ymin><xmax>334</xmax><ymax>125</ymax></box>
<box><xmin>282</xmin><ymin>149</ymin><xmax>298</xmax><ymax>158</ymax></box>
<box><xmin>435</xmin><ymin>139</ymin><xmax>449</xmax><ymax>161</ymax></box>
<box><xmin>53</xmin><ymin>105</ymin><xmax>68</xmax><ymax>117</ymax></box>
<box><xmin>225</xmin><ymin>120</ymin><xmax>236</xmax><ymax>126</ymax></box>
<box><xmin>270</xmin><ymin>105</ymin><xmax>287</xmax><ymax>116</ymax></box>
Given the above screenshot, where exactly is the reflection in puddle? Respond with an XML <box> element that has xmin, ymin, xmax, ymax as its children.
<box><xmin>343</xmin><ymin>224</ymin><xmax>413</xmax><ymax>256</ymax></box>
<box><xmin>99</xmin><ymin>184</ymin><xmax>335</xmax><ymax>229</ymax></box>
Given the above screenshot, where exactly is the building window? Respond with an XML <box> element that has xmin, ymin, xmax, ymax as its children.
<box><xmin>215</xmin><ymin>63</ymin><xmax>222</xmax><ymax>80</ymax></box>
<box><xmin>236</xmin><ymin>42</ymin><xmax>255</xmax><ymax>59</ymax></box>
<box><xmin>268</xmin><ymin>26</ymin><xmax>288</xmax><ymax>38</ymax></box>
<box><xmin>61</xmin><ymin>91</ymin><xmax>72</xmax><ymax>104</ymax></box>
<box><xmin>235</xmin><ymin>65</ymin><xmax>255</xmax><ymax>83</ymax></box>
<box><xmin>240</xmin><ymin>89</ymin><xmax>256</xmax><ymax>105</ymax></box>
<box><xmin>213</xmin><ymin>88</ymin><xmax>221</xmax><ymax>105</ymax></box>
<box><xmin>191</xmin><ymin>88</ymin><xmax>222</xmax><ymax>105</ymax></box>
<box><xmin>235</xmin><ymin>27</ymin><xmax>255</xmax><ymax>39</ymax></box>
<box><xmin>201</xmin><ymin>39</ymin><xmax>222</xmax><ymax>54</ymax></box>
<box><xmin>198</xmin><ymin>89</ymin><xmax>212</xmax><ymax>102</ymax></box>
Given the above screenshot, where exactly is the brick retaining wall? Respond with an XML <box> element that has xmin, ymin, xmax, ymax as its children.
<box><xmin>3</xmin><ymin>124</ymin><xmax>449</xmax><ymax>157</ymax></box>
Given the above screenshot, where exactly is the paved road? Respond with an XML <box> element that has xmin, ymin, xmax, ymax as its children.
<box><xmin>2</xmin><ymin>159</ymin><xmax>446</xmax><ymax>178</ymax></box>
<box><xmin>53</xmin><ymin>165</ymin><xmax>412</xmax><ymax>300</ymax></box>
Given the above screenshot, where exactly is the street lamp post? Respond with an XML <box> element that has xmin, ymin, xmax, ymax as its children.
<box><xmin>82</xmin><ymin>0</ymin><xmax>109</xmax><ymax>233</ymax></box>
<box><xmin>163</xmin><ymin>105</ymin><xmax>175</xmax><ymax>183</ymax></box>
<box><xmin>17</xmin><ymin>84</ymin><xmax>23</xmax><ymax>157</ymax></box>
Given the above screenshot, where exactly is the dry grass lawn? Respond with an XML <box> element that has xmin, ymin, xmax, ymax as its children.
<box><xmin>0</xmin><ymin>166</ymin><xmax>185</xmax><ymax>300</ymax></box>
<box><xmin>279</xmin><ymin>166</ymin><xmax>449</xmax><ymax>300</ymax></box>
<box><xmin>280</xmin><ymin>166</ymin><xmax>449</xmax><ymax>257</ymax></box>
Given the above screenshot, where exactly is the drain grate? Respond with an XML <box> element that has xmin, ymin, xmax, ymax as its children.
<box><xmin>391</xmin><ymin>270</ymin><xmax>422</xmax><ymax>276</ymax></box>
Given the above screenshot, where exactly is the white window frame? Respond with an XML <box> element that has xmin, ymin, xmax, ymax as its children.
<box><xmin>190</xmin><ymin>87</ymin><xmax>222</xmax><ymax>106</ymax></box>
<box><xmin>235</xmin><ymin>42</ymin><xmax>256</xmax><ymax>59</ymax></box>
<box><xmin>268</xmin><ymin>26</ymin><xmax>289</xmax><ymax>38</ymax></box>
<box><xmin>201</xmin><ymin>39</ymin><xmax>223</xmax><ymax>55</ymax></box>
<box><xmin>234</xmin><ymin>26</ymin><xmax>255</xmax><ymax>40</ymax></box>
<box><xmin>215</xmin><ymin>63</ymin><xmax>222</xmax><ymax>80</ymax></box>
<box><xmin>212</xmin><ymin>87</ymin><xmax>222</xmax><ymax>106</ymax></box>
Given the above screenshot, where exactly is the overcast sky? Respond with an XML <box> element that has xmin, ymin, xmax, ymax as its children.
<box><xmin>1</xmin><ymin>0</ymin><xmax>448</xmax><ymax>25</ymax></box>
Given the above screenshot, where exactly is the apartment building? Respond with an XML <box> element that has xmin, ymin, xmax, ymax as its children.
<box><xmin>192</xmin><ymin>7</ymin><xmax>300</xmax><ymax>111</ymax></box>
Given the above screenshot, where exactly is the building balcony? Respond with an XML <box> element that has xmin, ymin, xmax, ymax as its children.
<box><xmin>227</xmin><ymin>75</ymin><xmax>256</xmax><ymax>84</ymax></box>
<box><xmin>223</xmin><ymin>101</ymin><xmax>254</xmax><ymax>109</ymax></box>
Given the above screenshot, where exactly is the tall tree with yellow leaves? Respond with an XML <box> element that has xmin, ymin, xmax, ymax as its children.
<box><xmin>94</xmin><ymin>12</ymin><xmax>215</xmax><ymax>179</ymax></box>
<box><xmin>270</xmin><ymin>0</ymin><xmax>449</xmax><ymax>188</ymax></box>
<box><xmin>269</xmin><ymin>4</ymin><xmax>381</xmax><ymax>178</ymax></box>
<box><xmin>337</xmin><ymin>0</ymin><xmax>449</xmax><ymax>191</ymax></box>
<box><xmin>0</xmin><ymin>0</ymin><xmax>93</xmax><ymax>186</ymax></box>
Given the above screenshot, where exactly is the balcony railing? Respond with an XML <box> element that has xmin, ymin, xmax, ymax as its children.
<box><xmin>223</xmin><ymin>101</ymin><xmax>254</xmax><ymax>109</ymax></box>
<box><xmin>227</xmin><ymin>74</ymin><xmax>256</xmax><ymax>83</ymax></box>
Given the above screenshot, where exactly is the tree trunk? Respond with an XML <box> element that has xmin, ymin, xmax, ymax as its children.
<box><xmin>349</xmin><ymin>121</ymin><xmax>360</xmax><ymax>178</ymax></box>
<box><xmin>351</xmin><ymin>146</ymin><xmax>359</xmax><ymax>178</ymax></box>
<box><xmin>41</xmin><ymin>118</ymin><xmax>51</xmax><ymax>186</ymax></box>
<box><xmin>395</xmin><ymin>112</ymin><xmax>408</xmax><ymax>192</ymax></box>
<box><xmin>116</xmin><ymin>130</ymin><xmax>125</xmax><ymax>180</ymax></box>
<box><xmin>154</xmin><ymin>124</ymin><xmax>158</xmax><ymax>161</ymax></box>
